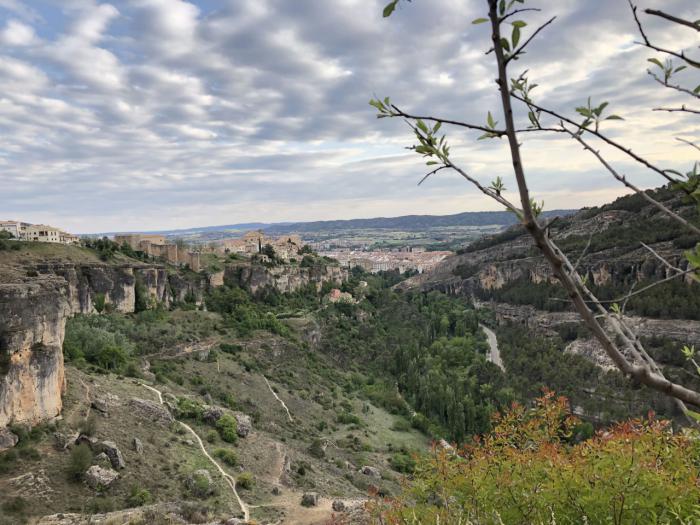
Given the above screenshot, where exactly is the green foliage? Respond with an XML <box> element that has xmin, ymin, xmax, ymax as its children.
<box><xmin>215</xmin><ymin>414</ymin><xmax>238</xmax><ymax>443</ymax></box>
<box><xmin>377</xmin><ymin>392</ymin><xmax>700</xmax><ymax>524</ymax></box>
<box><xmin>68</xmin><ymin>444</ymin><xmax>92</xmax><ymax>481</ymax></box>
<box><xmin>213</xmin><ymin>448</ymin><xmax>238</xmax><ymax>467</ymax></box>
<box><xmin>177</xmin><ymin>397</ymin><xmax>204</xmax><ymax>421</ymax></box>
<box><xmin>93</xmin><ymin>293</ymin><xmax>106</xmax><ymax>313</ymax></box>
<box><xmin>206</xmin><ymin>285</ymin><xmax>290</xmax><ymax>338</ymax></box>
<box><xmin>236</xmin><ymin>472</ymin><xmax>254</xmax><ymax>490</ymax></box>
<box><xmin>126</xmin><ymin>485</ymin><xmax>153</xmax><ymax>507</ymax></box>
<box><xmin>63</xmin><ymin>316</ymin><xmax>132</xmax><ymax>372</ymax></box>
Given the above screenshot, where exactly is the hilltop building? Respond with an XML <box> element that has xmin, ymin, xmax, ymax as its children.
<box><xmin>217</xmin><ymin>231</ymin><xmax>303</xmax><ymax>261</ymax></box>
<box><xmin>0</xmin><ymin>220</ymin><xmax>79</xmax><ymax>244</ymax></box>
<box><xmin>114</xmin><ymin>234</ymin><xmax>200</xmax><ymax>271</ymax></box>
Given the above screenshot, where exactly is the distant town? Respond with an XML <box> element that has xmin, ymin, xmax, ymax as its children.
<box><xmin>1</xmin><ymin>219</ymin><xmax>453</xmax><ymax>275</ymax></box>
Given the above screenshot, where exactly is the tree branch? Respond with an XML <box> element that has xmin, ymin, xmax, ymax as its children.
<box><xmin>650</xmin><ymin>73</ymin><xmax>700</xmax><ymax>100</ymax></box>
<box><xmin>511</xmin><ymin>92</ymin><xmax>684</xmax><ymax>186</ymax></box>
<box><xmin>653</xmin><ymin>106</ymin><xmax>700</xmax><ymax>115</ymax></box>
<box><xmin>506</xmin><ymin>16</ymin><xmax>556</xmax><ymax>65</ymax></box>
<box><xmin>567</xmin><ymin>129</ymin><xmax>700</xmax><ymax>237</ymax></box>
<box><xmin>644</xmin><ymin>8</ymin><xmax>700</xmax><ymax>32</ymax></box>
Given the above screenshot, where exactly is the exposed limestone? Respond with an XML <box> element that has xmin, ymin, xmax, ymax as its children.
<box><xmin>129</xmin><ymin>397</ymin><xmax>174</xmax><ymax>424</ymax></box>
<box><xmin>225</xmin><ymin>262</ymin><xmax>347</xmax><ymax>295</ymax></box>
<box><xmin>360</xmin><ymin>465</ymin><xmax>381</xmax><ymax>478</ymax></box>
<box><xmin>332</xmin><ymin>500</ymin><xmax>347</xmax><ymax>512</ymax></box>
<box><xmin>85</xmin><ymin>465</ymin><xmax>119</xmax><ymax>489</ymax></box>
<box><xmin>0</xmin><ymin>427</ymin><xmax>19</xmax><ymax>450</ymax></box>
<box><xmin>97</xmin><ymin>440</ymin><xmax>125</xmax><ymax>470</ymax></box>
<box><xmin>301</xmin><ymin>492</ymin><xmax>320</xmax><ymax>507</ymax></box>
<box><xmin>234</xmin><ymin>413</ymin><xmax>252</xmax><ymax>437</ymax></box>
<box><xmin>132</xmin><ymin>437</ymin><xmax>144</xmax><ymax>454</ymax></box>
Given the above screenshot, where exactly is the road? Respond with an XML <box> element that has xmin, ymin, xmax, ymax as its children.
<box><xmin>480</xmin><ymin>323</ymin><xmax>504</xmax><ymax>371</ymax></box>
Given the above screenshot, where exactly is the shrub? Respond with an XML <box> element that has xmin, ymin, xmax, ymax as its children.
<box><xmin>391</xmin><ymin>419</ymin><xmax>411</xmax><ymax>432</ymax></box>
<box><xmin>80</xmin><ymin>414</ymin><xmax>98</xmax><ymax>436</ymax></box>
<box><xmin>127</xmin><ymin>485</ymin><xmax>153</xmax><ymax>507</ymax></box>
<box><xmin>236</xmin><ymin>472</ymin><xmax>254</xmax><ymax>490</ymax></box>
<box><xmin>215</xmin><ymin>414</ymin><xmax>238</xmax><ymax>443</ymax></box>
<box><xmin>389</xmin><ymin>451</ymin><xmax>416</xmax><ymax>474</ymax></box>
<box><xmin>177</xmin><ymin>397</ymin><xmax>204</xmax><ymax>421</ymax></box>
<box><xmin>68</xmin><ymin>444</ymin><xmax>93</xmax><ymax>481</ymax></box>
<box><xmin>18</xmin><ymin>446</ymin><xmax>40</xmax><ymax>461</ymax></box>
<box><xmin>205</xmin><ymin>430</ymin><xmax>218</xmax><ymax>444</ymax></box>
<box><xmin>214</xmin><ymin>448</ymin><xmax>238</xmax><ymax>467</ymax></box>
<box><xmin>308</xmin><ymin>438</ymin><xmax>326</xmax><ymax>459</ymax></box>
<box><xmin>336</xmin><ymin>412</ymin><xmax>360</xmax><ymax>425</ymax></box>
<box><xmin>377</xmin><ymin>392</ymin><xmax>700</xmax><ymax>524</ymax></box>
<box><xmin>93</xmin><ymin>293</ymin><xmax>106</xmax><ymax>314</ymax></box>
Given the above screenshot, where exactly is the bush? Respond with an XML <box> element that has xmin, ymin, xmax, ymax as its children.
<box><xmin>216</xmin><ymin>414</ymin><xmax>238</xmax><ymax>443</ymax></box>
<box><xmin>80</xmin><ymin>414</ymin><xmax>98</xmax><ymax>436</ymax></box>
<box><xmin>214</xmin><ymin>448</ymin><xmax>238</xmax><ymax>467</ymax></box>
<box><xmin>177</xmin><ymin>397</ymin><xmax>204</xmax><ymax>421</ymax></box>
<box><xmin>377</xmin><ymin>392</ymin><xmax>700</xmax><ymax>524</ymax></box>
<box><xmin>126</xmin><ymin>485</ymin><xmax>153</xmax><ymax>507</ymax></box>
<box><xmin>336</xmin><ymin>412</ymin><xmax>360</xmax><ymax>425</ymax></box>
<box><xmin>68</xmin><ymin>444</ymin><xmax>93</xmax><ymax>481</ymax></box>
<box><xmin>1</xmin><ymin>496</ymin><xmax>27</xmax><ymax>514</ymax></box>
<box><xmin>236</xmin><ymin>472</ymin><xmax>254</xmax><ymax>490</ymax></box>
<box><xmin>205</xmin><ymin>430</ymin><xmax>218</xmax><ymax>444</ymax></box>
<box><xmin>389</xmin><ymin>451</ymin><xmax>416</xmax><ymax>474</ymax></box>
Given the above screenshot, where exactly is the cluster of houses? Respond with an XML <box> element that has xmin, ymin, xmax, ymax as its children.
<box><xmin>214</xmin><ymin>230</ymin><xmax>304</xmax><ymax>262</ymax></box>
<box><xmin>0</xmin><ymin>220</ymin><xmax>80</xmax><ymax>244</ymax></box>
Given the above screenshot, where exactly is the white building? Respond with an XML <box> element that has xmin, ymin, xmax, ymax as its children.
<box><xmin>0</xmin><ymin>220</ymin><xmax>27</xmax><ymax>239</ymax></box>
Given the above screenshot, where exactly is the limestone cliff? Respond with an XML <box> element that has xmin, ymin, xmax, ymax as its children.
<box><xmin>0</xmin><ymin>262</ymin><xmax>207</xmax><ymax>432</ymax></box>
<box><xmin>225</xmin><ymin>262</ymin><xmax>348</xmax><ymax>295</ymax></box>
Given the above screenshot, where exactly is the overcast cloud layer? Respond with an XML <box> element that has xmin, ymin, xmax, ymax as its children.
<box><xmin>1</xmin><ymin>0</ymin><xmax>698</xmax><ymax>232</ymax></box>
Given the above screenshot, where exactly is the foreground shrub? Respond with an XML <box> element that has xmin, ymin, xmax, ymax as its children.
<box><xmin>237</xmin><ymin>472</ymin><xmax>254</xmax><ymax>490</ymax></box>
<box><xmin>377</xmin><ymin>391</ymin><xmax>700</xmax><ymax>524</ymax></box>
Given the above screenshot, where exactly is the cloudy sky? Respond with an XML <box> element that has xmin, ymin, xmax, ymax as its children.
<box><xmin>1</xmin><ymin>0</ymin><xmax>698</xmax><ymax>233</ymax></box>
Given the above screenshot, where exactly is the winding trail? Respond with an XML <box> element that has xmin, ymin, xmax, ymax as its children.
<box><xmin>263</xmin><ymin>376</ymin><xmax>294</xmax><ymax>423</ymax></box>
<box><xmin>140</xmin><ymin>383</ymin><xmax>250</xmax><ymax>521</ymax></box>
<box><xmin>480</xmin><ymin>323</ymin><xmax>504</xmax><ymax>371</ymax></box>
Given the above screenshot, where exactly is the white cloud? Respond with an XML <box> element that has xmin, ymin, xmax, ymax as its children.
<box><xmin>0</xmin><ymin>0</ymin><xmax>698</xmax><ymax>232</ymax></box>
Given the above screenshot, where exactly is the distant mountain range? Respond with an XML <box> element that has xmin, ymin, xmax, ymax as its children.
<box><xmin>96</xmin><ymin>209</ymin><xmax>576</xmax><ymax>238</ymax></box>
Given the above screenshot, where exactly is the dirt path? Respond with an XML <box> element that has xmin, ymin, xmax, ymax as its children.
<box><xmin>263</xmin><ymin>376</ymin><xmax>294</xmax><ymax>423</ymax></box>
<box><xmin>140</xmin><ymin>383</ymin><xmax>250</xmax><ymax>521</ymax></box>
<box><xmin>480</xmin><ymin>323</ymin><xmax>504</xmax><ymax>371</ymax></box>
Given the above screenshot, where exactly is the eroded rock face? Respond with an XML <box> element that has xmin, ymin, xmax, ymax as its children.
<box><xmin>129</xmin><ymin>397</ymin><xmax>174</xmax><ymax>424</ymax></box>
<box><xmin>0</xmin><ymin>280</ymin><xmax>69</xmax><ymax>428</ymax></box>
<box><xmin>225</xmin><ymin>263</ymin><xmax>348</xmax><ymax>295</ymax></box>
<box><xmin>85</xmin><ymin>465</ymin><xmax>119</xmax><ymax>490</ymax></box>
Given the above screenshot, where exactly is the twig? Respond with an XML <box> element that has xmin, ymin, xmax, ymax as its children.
<box><xmin>650</xmin><ymin>73</ymin><xmax>700</xmax><ymax>101</ymax></box>
<box><xmin>510</xmin><ymin>92</ymin><xmax>684</xmax><ymax>186</ymax></box>
<box><xmin>390</xmin><ymin>105</ymin><xmax>500</xmax><ymax>135</ymax></box>
<box><xmin>567</xmin><ymin>129</ymin><xmax>700</xmax><ymax>237</ymax></box>
<box><xmin>630</xmin><ymin>1</ymin><xmax>700</xmax><ymax>68</ymax></box>
<box><xmin>500</xmin><ymin>8</ymin><xmax>541</xmax><ymax>22</ymax></box>
<box><xmin>417</xmin><ymin>165</ymin><xmax>448</xmax><ymax>186</ymax></box>
<box><xmin>506</xmin><ymin>16</ymin><xmax>556</xmax><ymax>65</ymax></box>
<box><xmin>676</xmin><ymin>137</ymin><xmax>700</xmax><ymax>152</ymax></box>
<box><xmin>644</xmin><ymin>8</ymin><xmax>700</xmax><ymax>32</ymax></box>
<box><xmin>653</xmin><ymin>106</ymin><xmax>700</xmax><ymax>115</ymax></box>
<box><xmin>640</xmin><ymin>242</ymin><xmax>685</xmax><ymax>274</ymax></box>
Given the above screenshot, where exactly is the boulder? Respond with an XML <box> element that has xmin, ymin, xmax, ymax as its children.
<box><xmin>224</xmin><ymin>519</ymin><xmax>246</xmax><ymax>525</ymax></box>
<box><xmin>129</xmin><ymin>397</ymin><xmax>174</xmax><ymax>424</ymax></box>
<box><xmin>186</xmin><ymin>469</ymin><xmax>214</xmax><ymax>497</ymax></box>
<box><xmin>132</xmin><ymin>437</ymin><xmax>143</xmax><ymax>454</ymax></box>
<box><xmin>332</xmin><ymin>500</ymin><xmax>346</xmax><ymax>512</ymax></box>
<box><xmin>234</xmin><ymin>413</ymin><xmax>252</xmax><ymax>437</ymax></box>
<box><xmin>75</xmin><ymin>434</ymin><xmax>98</xmax><ymax>449</ymax></box>
<box><xmin>85</xmin><ymin>465</ymin><xmax>119</xmax><ymax>489</ymax></box>
<box><xmin>0</xmin><ymin>428</ymin><xmax>18</xmax><ymax>451</ymax></box>
<box><xmin>301</xmin><ymin>492</ymin><xmax>319</xmax><ymax>507</ymax></box>
<box><xmin>202</xmin><ymin>406</ymin><xmax>224</xmax><ymax>425</ymax></box>
<box><xmin>271</xmin><ymin>486</ymin><xmax>282</xmax><ymax>496</ymax></box>
<box><xmin>90</xmin><ymin>397</ymin><xmax>110</xmax><ymax>416</ymax></box>
<box><xmin>360</xmin><ymin>465</ymin><xmax>381</xmax><ymax>478</ymax></box>
<box><xmin>53</xmin><ymin>431</ymin><xmax>79</xmax><ymax>450</ymax></box>
<box><xmin>93</xmin><ymin>452</ymin><xmax>112</xmax><ymax>469</ymax></box>
<box><xmin>97</xmin><ymin>441</ymin><xmax>125</xmax><ymax>469</ymax></box>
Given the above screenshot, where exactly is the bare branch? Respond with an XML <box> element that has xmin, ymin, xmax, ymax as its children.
<box><xmin>500</xmin><ymin>8</ymin><xmax>541</xmax><ymax>23</ymax></box>
<box><xmin>390</xmin><ymin>104</ymin><xmax>502</xmax><ymax>135</ymax></box>
<box><xmin>567</xmin><ymin>129</ymin><xmax>700</xmax><ymax>237</ymax></box>
<box><xmin>644</xmin><ymin>8</ymin><xmax>700</xmax><ymax>32</ymax></box>
<box><xmin>640</xmin><ymin>242</ymin><xmax>685</xmax><ymax>274</ymax></box>
<box><xmin>677</xmin><ymin>137</ymin><xmax>700</xmax><ymax>152</ymax></box>
<box><xmin>630</xmin><ymin>1</ymin><xmax>700</xmax><ymax>68</ymax></box>
<box><xmin>417</xmin><ymin>165</ymin><xmax>448</xmax><ymax>186</ymax></box>
<box><xmin>653</xmin><ymin>106</ymin><xmax>700</xmax><ymax>115</ymax></box>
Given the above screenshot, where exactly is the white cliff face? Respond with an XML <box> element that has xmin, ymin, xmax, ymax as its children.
<box><xmin>0</xmin><ymin>280</ymin><xmax>70</xmax><ymax>428</ymax></box>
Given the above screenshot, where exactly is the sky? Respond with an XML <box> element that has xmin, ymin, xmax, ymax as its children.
<box><xmin>1</xmin><ymin>0</ymin><xmax>698</xmax><ymax>233</ymax></box>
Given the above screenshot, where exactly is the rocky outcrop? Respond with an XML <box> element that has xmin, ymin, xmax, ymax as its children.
<box><xmin>85</xmin><ymin>465</ymin><xmax>119</xmax><ymax>489</ymax></box>
<box><xmin>129</xmin><ymin>397</ymin><xmax>174</xmax><ymax>425</ymax></box>
<box><xmin>225</xmin><ymin>262</ymin><xmax>347</xmax><ymax>295</ymax></box>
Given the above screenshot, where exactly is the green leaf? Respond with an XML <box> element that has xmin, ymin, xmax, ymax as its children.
<box><xmin>426</xmin><ymin>161</ymin><xmax>439</xmax><ymax>165</ymax></box>
<box><xmin>500</xmin><ymin>38</ymin><xmax>510</xmax><ymax>52</ymax></box>
<box><xmin>416</xmin><ymin>119</ymin><xmax>428</xmax><ymax>133</ymax></box>
<box><xmin>433</xmin><ymin>122</ymin><xmax>442</xmax><ymax>133</ymax></box>
<box><xmin>512</xmin><ymin>26</ymin><xmax>521</xmax><ymax>48</ymax></box>
<box><xmin>383</xmin><ymin>0</ymin><xmax>398</xmax><ymax>18</ymax></box>
<box><xmin>674</xmin><ymin>65</ymin><xmax>687</xmax><ymax>73</ymax></box>
<box><xmin>499</xmin><ymin>0</ymin><xmax>506</xmax><ymax>15</ymax></box>
<box><xmin>605</xmin><ymin>115</ymin><xmax>624</xmax><ymax>120</ymax></box>
<box><xmin>687</xmin><ymin>410</ymin><xmax>700</xmax><ymax>423</ymax></box>
<box><xmin>694</xmin><ymin>84</ymin><xmax>700</xmax><ymax>94</ymax></box>
<box><xmin>511</xmin><ymin>20</ymin><xmax>527</xmax><ymax>28</ymax></box>
<box><xmin>647</xmin><ymin>58</ymin><xmax>664</xmax><ymax>68</ymax></box>
<box><xmin>487</xmin><ymin>111</ymin><xmax>495</xmax><ymax>128</ymax></box>
<box><xmin>472</xmin><ymin>17</ymin><xmax>489</xmax><ymax>24</ymax></box>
